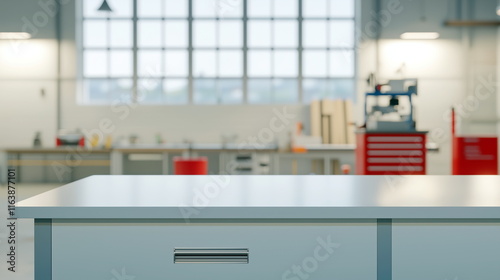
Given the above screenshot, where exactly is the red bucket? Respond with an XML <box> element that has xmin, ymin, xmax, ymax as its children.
<box><xmin>173</xmin><ymin>157</ymin><xmax>208</xmax><ymax>175</ymax></box>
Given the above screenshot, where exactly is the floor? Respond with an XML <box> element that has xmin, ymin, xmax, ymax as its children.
<box><xmin>0</xmin><ymin>184</ymin><xmax>59</xmax><ymax>280</ymax></box>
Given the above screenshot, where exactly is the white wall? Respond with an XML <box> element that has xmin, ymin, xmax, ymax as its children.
<box><xmin>0</xmin><ymin>0</ymin><xmax>58</xmax><ymax>147</ymax></box>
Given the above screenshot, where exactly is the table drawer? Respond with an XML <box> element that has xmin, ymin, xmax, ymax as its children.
<box><xmin>52</xmin><ymin>220</ymin><xmax>377</xmax><ymax>280</ymax></box>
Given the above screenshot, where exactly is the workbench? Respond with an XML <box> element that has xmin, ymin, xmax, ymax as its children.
<box><xmin>111</xmin><ymin>143</ymin><xmax>278</xmax><ymax>175</ymax></box>
<box><xmin>0</xmin><ymin>148</ymin><xmax>111</xmax><ymax>183</ymax></box>
<box><xmin>1</xmin><ymin>143</ymin><xmax>439</xmax><ymax>182</ymax></box>
<box><xmin>16</xmin><ymin>175</ymin><xmax>500</xmax><ymax>280</ymax></box>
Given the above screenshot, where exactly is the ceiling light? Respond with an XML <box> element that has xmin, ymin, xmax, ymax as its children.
<box><xmin>98</xmin><ymin>0</ymin><xmax>113</xmax><ymax>12</ymax></box>
<box><xmin>0</xmin><ymin>32</ymin><xmax>32</xmax><ymax>40</ymax></box>
<box><xmin>497</xmin><ymin>2</ymin><xmax>500</xmax><ymax>16</ymax></box>
<box><xmin>400</xmin><ymin>32</ymin><xmax>440</xmax><ymax>40</ymax></box>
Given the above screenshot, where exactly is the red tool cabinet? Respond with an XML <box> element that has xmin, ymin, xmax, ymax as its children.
<box><xmin>356</xmin><ymin>132</ymin><xmax>427</xmax><ymax>175</ymax></box>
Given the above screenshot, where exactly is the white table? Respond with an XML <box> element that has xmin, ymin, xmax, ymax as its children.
<box><xmin>17</xmin><ymin>175</ymin><xmax>500</xmax><ymax>280</ymax></box>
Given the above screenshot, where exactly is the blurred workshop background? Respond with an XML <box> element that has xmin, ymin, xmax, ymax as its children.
<box><xmin>0</xmin><ymin>0</ymin><xmax>499</xmax><ymax>183</ymax></box>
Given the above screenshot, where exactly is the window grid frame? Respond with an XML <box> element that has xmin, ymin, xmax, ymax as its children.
<box><xmin>81</xmin><ymin>14</ymin><xmax>135</xmax><ymax>102</ymax></box>
<box><xmin>80</xmin><ymin>0</ymin><xmax>357</xmax><ymax>105</ymax></box>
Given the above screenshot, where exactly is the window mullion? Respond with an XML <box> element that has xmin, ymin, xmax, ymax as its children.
<box><xmin>216</xmin><ymin>18</ymin><xmax>220</xmax><ymax>103</ymax></box>
<box><xmin>133</xmin><ymin>0</ymin><xmax>139</xmax><ymax>103</ymax></box>
<box><xmin>161</xmin><ymin>0</ymin><xmax>166</xmax><ymax>104</ymax></box>
<box><xmin>188</xmin><ymin>0</ymin><xmax>194</xmax><ymax>104</ymax></box>
<box><xmin>107</xmin><ymin>17</ymin><xmax>111</xmax><ymax>101</ymax></box>
<box><xmin>243</xmin><ymin>0</ymin><xmax>248</xmax><ymax>104</ymax></box>
<box><xmin>327</xmin><ymin>0</ymin><xmax>332</xmax><ymax>95</ymax></box>
<box><xmin>298</xmin><ymin>0</ymin><xmax>303</xmax><ymax>103</ymax></box>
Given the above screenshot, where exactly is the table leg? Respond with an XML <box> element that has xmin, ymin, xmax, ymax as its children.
<box><xmin>17</xmin><ymin>153</ymin><xmax>21</xmax><ymax>183</ymax></box>
<box><xmin>161</xmin><ymin>152</ymin><xmax>169</xmax><ymax>175</ymax></box>
<box><xmin>35</xmin><ymin>219</ymin><xmax>52</xmax><ymax>280</ymax></box>
<box><xmin>219</xmin><ymin>153</ymin><xmax>226</xmax><ymax>175</ymax></box>
<box><xmin>0</xmin><ymin>151</ymin><xmax>7</xmax><ymax>184</ymax></box>
<box><xmin>292</xmin><ymin>159</ymin><xmax>298</xmax><ymax>175</ymax></box>
<box><xmin>110</xmin><ymin>151</ymin><xmax>123</xmax><ymax>175</ymax></box>
<box><xmin>377</xmin><ymin>219</ymin><xmax>392</xmax><ymax>280</ymax></box>
<box><xmin>272</xmin><ymin>154</ymin><xmax>279</xmax><ymax>175</ymax></box>
<box><xmin>324</xmin><ymin>156</ymin><xmax>331</xmax><ymax>175</ymax></box>
<box><xmin>43</xmin><ymin>154</ymin><xmax>48</xmax><ymax>183</ymax></box>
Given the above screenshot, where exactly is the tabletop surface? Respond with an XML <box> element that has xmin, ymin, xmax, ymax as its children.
<box><xmin>16</xmin><ymin>175</ymin><xmax>500</xmax><ymax>219</ymax></box>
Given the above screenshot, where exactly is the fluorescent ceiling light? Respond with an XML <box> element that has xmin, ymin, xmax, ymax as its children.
<box><xmin>497</xmin><ymin>4</ymin><xmax>500</xmax><ymax>16</ymax></box>
<box><xmin>400</xmin><ymin>32</ymin><xmax>440</xmax><ymax>40</ymax></box>
<box><xmin>0</xmin><ymin>32</ymin><xmax>32</xmax><ymax>40</ymax></box>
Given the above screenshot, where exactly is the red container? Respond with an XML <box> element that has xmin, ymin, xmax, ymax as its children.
<box><xmin>453</xmin><ymin>137</ymin><xmax>498</xmax><ymax>175</ymax></box>
<box><xmin>174</xmin><ymin>157</ymin><xmax>208</xmax><ymax>175</ymax></box>
<box><xmin>56</xmin><ymin>136</ymin><xmax>85</xmax><ymax>147</ymax></box>
<box><xmin>356</xmin><ymin>132</ymin><xmax>427</xmax><ymax>175</ymax></box>
<box><xmin>451</xmin><ymin>108</ymin><xmax>498</xmax><ymax>175</ymax></box>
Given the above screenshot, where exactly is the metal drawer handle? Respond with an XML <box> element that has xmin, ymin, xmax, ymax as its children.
<box><xmin>174</xmin><ymin>248</ymin><xmax>249</xmax><ymax>264</ymax></box>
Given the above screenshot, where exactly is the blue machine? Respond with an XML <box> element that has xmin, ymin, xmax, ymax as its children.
<box><xmin>364</xmin><ymin>79</ymin><xmax>418</xmax><ymax>132</ymax></box>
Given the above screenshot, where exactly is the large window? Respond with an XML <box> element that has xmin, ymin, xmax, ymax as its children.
<box><xmin>80</xmin><ymin>0</ymin><xmax>355</xmax><ymax>105</ymax></box>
